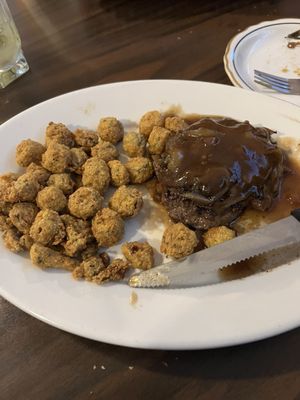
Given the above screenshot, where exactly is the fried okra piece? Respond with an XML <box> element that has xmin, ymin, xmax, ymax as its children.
<box><xmin>82</xmin><ymin>157</ymin><xmax>110</xmax><ymax>194</ymax></box>
<box><xmin>68</xmin><ymin>187</ymin><xmax>102</xmax><ymax>220</ymax></box>
<box><xmin>36</xmin><ymin>186</ymin><xmax>67</xmax><ymax>212</ymax></box>
<box><xmin>26</xmin><ymin>163</ymin><xmax>51</xmax><ymax>185</ymax></box>
<box><xmin>73</xmin><ymin>256</ymin><xmax>106</xmax><ymax>281</ymax></box>
<box><xmin>92</xmin><ymin>208</ymin><xmax>124</xmax><ymax>247</ymax></box>
<box><xmin>61</xmin><ymin>214</ymin><xmax>93</xmax><ymax>257</ymax></box>
<box><xmin>97</xmin><ymin>117</ymin><xmax>124</xmax><ymax>144</ymax></box>
<box><xmin>74</xmin><ymin>128</ymin><xmax>99</xmax><ymax>148</ymax></box>
<box><xmin>92</xmin><ymin>258</ymin><xmax>129</xmax><ymax>284</ymax></box>
<box><xmin>109</xmin><ymin>185</ymin><xmax>143</xmax><ymax>218</ymax></box>
<box><xmin>126</xmin><ymin>157</ymin><xmax>153</xmax><ymax>184</ymax></box>
<box><xmin>148</xmin><ymin>126</ymin><xmax>170</xmax><ymax>155</ymax></box>
<box><xmin>47</xmin><ymin>173</ymin><xmax>75</xmax><ymax>195</ymax></box>
<box><xmin>81</xmin><ymin>243</ymin><xmax>99</xmax><ymax>260</ymax></box>
<box><xmin>123</xmin><ymin>131</ymin><xmax>146</xmax><ymax>157</ymax></box>
<box><xmin>107</xmin><ymin>160</ymin><xmax>130</xmax><ymax>187</ymax></box>
<box><xmin>41</xmin><ymin>142</ymin><xmax>71</xmax><ymax>174</ymax></box>
<box><xmin>19</xmin><ymin>234</ymin><xmax>34</xmax><ymax>250</ymax></box>
<box><xmin>121</xmin><ymin>241</ymin><xmax>154</xmax><ymax>270</ymax></box>
<box><xmin>16</xmin><ymin>139</ymin><xmax>46</xmax><ymax>167</ymax></box>
<box><xmin>160</xmin><ymin>223</ymin><xmax>198</xmax><ymax>259</ymax></box>
<box><xmin>14</xmin><ymin>173</ymin><xmax>40</xmax><ymax>202</ymax></box>
<box><xmin>9</xmin><ymin>202</ymin><xmax>39</xmax><ymax>234</ymax></box>
<box><xmin>203</xmin><ymin>226</ymin><xmax>236</xmax><ymax>248</ymax></box>
<box><xmin>0</xmin><ymin>173</ymin><xmax>19</xmax><ymax>202</ymax></box>
<box><xmin>0</xmin><ymin>214</ymin><xmax>12</xmax><ymax>231</ymax></box>
<box><xmin>3</xmin><ymin>228</ymin><xmax>24</xmax><ymax>253</ymax></box>
<box><xmin>70</xmin><ymin>148</ymin><xmax>88</xmax><ymax>174</ymax></box>
<box><xmin>164</xmin><ymin>116</ymin><xmax>188</xmax><ymax>133</ymax></box>
<box><xmin>30</xmin><ymin>209</ymin><xmax>65</xmax><ymax>246</ymax></box>
<box><xmin>91</xmin><ymin>139</ymin><xmax>119</xmax><ymax>162</ymax></box>
<box><xmin>139</xmin><ymin>111</ymin><xmax>164</xmax><ymax>138</ymax></box>
<box><xmin>30</xmin><ymin>243</ymin><xmax>79</xmax><ymax>271</ymax></box>
<box><xmin>45</xmin><ymin>122</ymin><xmax>74</xmax><ymax>148</ymax></box>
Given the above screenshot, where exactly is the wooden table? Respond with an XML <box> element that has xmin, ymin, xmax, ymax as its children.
<box><xmin>1</xmin><ymin>1</ymin><xmax>300</xmax><ymax>399</ymax></box>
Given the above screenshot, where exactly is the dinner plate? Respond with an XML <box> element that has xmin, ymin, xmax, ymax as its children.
<box><xmin>224</xmin><ymin>18</ymin><xmax>300</xmax><ymax>107</ymax></box>
<box><xmin>1</xmin><ymin>80</ymin><xmax>300</xmax><ymax>350</ymax></box>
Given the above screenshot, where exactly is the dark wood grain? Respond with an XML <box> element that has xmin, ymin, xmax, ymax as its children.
<box><xmin>1</xmin><ymin>1</ymin><xmax>300</xmax><ymax>399</ymax></box>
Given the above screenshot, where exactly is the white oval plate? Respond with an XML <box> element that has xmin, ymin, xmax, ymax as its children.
<box><xmin>224</xmin><ymin>18</ymin><xmax>300</xmax><ymax>107</ymax></box>
<box><xmin>1</xmin><ymin>80</ymin><xmax>300</xmax><ymax>350</ymax></box>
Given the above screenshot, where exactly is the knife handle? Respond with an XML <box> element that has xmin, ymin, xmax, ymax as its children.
<box><xmin>291</xmin><ymin>208</ymin><xmax>300</xmax><ymax>222</ymax></box>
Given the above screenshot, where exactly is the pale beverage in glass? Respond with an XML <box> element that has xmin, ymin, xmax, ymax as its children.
<box><xmin>0</xmin><ymin>0</ymin><xmax>29</xmax><ymax>88</ymax></box>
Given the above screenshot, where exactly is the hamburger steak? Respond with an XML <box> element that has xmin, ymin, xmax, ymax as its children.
<box><xmin>153</xmin><ymin>117</ymin><xmax>285</xmax><ymax>230</ymax></box>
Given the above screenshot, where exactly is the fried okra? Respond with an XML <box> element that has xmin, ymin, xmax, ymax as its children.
<box><xmin>139</xmin><ymin>111</ymin><xmax>164</xmax><ymax>138</ymax></box>
<box><xmin>74</xmin><ymin>128</ymin><xmax>99</xmax><ymax>148</ymax></box>
<box><xmin>45</xmin><ymin>122</ymin><xmax>74</xmax><ymax>148</ymax></box>
<box><xmin>14</xmin><ymin>173</ymin><xmax>40</xmax><ymax>202</ymax></box>
<box><xmin>203</xmin><ymin>226</ymin><xmax>236</xmax><ymax>248</ymax></box>
<box><xmin>68</xmin><ymin>187</ymin><xmax>102</xmax><ymax>220</ymax></box>
<box><xmin>16</xmin><ymin>139</ymin><xmax>46</xmax><ymax>167</ymax></box>
<box><xmin>3</xmin><ymin>228</ymin><xmax>24</xmax><ymax>253</ymax></box>
<box><xmin>73</xmin><ymin>256</ymin><xmax>106</xmax><ymax>281</ymax></box>
<box><xmin>0</xmin><ymin>173</ymin><xmax>19</xmax><ymax>202</ymax></box>
<box><xmin>91</xmin><ymin>139</ymin><xmax>119</xmax><ymax>162</ymax></box>
<box><xmin>92</xmin><ymin>208</ymin><xmax>124</xmax><ymax>247</ymax></box>
<box><xmin>92</xmin><ymin>258</ymin><xmax>129</xmax><ymax>284</ymax></box>
<box><xmin>107</xmin><ymin>160</ymin><xmax>130</xmax><ymax>187</ymax></box>
<box><xmin>160</xmin><ymin>223</ymin><xmax>198</xmax><ymax>259</ymax></box>
<box><xmin>97</xmin><ymin>117</ymin><xmax>124</xmax><ymax>144</ymax></box>
<box><xmin>82</xmin><ymin>157</ymin><xmax>110</xmax><ymax>194</ymax></box>
<box><xmin>109</xmin><ymin>185</ymin><xmax>143</xmax><ymax>218</ymax></box>
<box><xmin>30</xmin><ymin>209</ymin><xmax>65</xmax><ymax>246</ymax></box>
<box><xmin>19</xmin><ymin>234</ymin><xmax>34</xmax><ymax>250</ymax></box>
<box><xmin>61</xmin><ymin>214</ymin><xmax>93</xmax><ymax>257</ymax></box>
<box><xmin>164</xmin><ymin>116</ymin><xmax>188</xmax><ymax>133</ymax></box>
<box><xmin>126</xmin><ymin>157</ymin><xmax>153</xmax><ymax>184</ymax></box>
<box><xmin>36</xmin><ymin>186</ymin><xmax>67</xmax><ymax>212</ymax></box>
<box><xmin>70</xmin><ymin>148</ymin><xmax>88</xmax><ymax>174</ymax></box>
<box><xmin>26</xmin><ymin>163</ymin><xmax>51</xmax><ymax>185</ymax></box>
<box><xmin>123</xmin><ymin>131</ymin><xmax>146</xmax><ymax>157</ymax></box>
<box><xmin>41</xmin><ymin>142</ymin><xmax>71</xmax><ymax>174</ymax></box>
<box><xmin>148</xmin><ymin>126</ymin><xmax>170</xmax><ymax>155</ymax></box>
<box><xmin>9</xmin><ymin>202</ymin><xmax>39</xmax><ymax>234</ymax></box>
<box><xmin>0</xmin><ymin>215</ymin><xmax>12</xmax><ymax>231</ymax></box>
<box><xmin>47</xmin><ymin>173</ymin><xmax>75</xmax><ymax>195</ymax></box>
<box><xmin>30</xmin><ymin>243</ymin><xmax>79</xmax><ymax>271</ymax></box>
<box><xmin>121</xmin><ymin>241</ymin><xmax>154</xmax><ymax>270</ymax></box>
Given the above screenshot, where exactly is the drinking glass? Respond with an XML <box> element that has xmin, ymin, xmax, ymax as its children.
<box><xmin>0</xmin><ymin>0</ymin><xmax>29</xmax><ymax>88</ymax></box>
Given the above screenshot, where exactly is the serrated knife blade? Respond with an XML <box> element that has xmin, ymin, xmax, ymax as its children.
<box><xmin>128</xmin><ymin>211</ymin><xmax>300</xmax><ymax>289</ymax></box>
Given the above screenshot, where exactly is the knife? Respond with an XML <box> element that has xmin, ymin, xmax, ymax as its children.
<box><xmin>128</xmin><ymin>209</ymin><xmax>300</xmax><ymax>289</ymax></box>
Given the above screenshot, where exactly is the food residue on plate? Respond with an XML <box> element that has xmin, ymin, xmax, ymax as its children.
<box><xmin>129</xmin><ymin>290</ymin><xmax>138</xmax><ymax>306</ymax></box>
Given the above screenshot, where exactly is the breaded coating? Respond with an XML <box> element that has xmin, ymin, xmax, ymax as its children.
<box><xmin>0</xmin><ymin>173</ymin><xmax>19</xmax><ymax>203</ymax></box>
<box><xmin>81</xmin><ymin>243</ymin><xmax>99</xmax><ymax>260</ymax></box>
<box><xmin>121</xmin><ymin>241</ymin><xmax>154</xmax><ymax>270</ymax></box>
<box><xmin>16</xmin><ymin>139</ymin><xmax>46</xmax><ymax>167</ymax></box>
<box><xmin>0</xmin><ymin>215</ymin><xmax>12</xmax><ymax>231</ymax></box>
<box><xmin>92</xmin><ymin>208</ymin><xmax>124</xmax><ymax>247</ymax></box>
<box><xmin>81</xmin><ymin>256</ymin><xmax>106</xmax><ymax>281</ymax></box>
<box><xmin>36</xmin><ymin>186</ymin><xmax>67</xmax><ymax>212</ymax></box>
<box><xmin>0</xmin><ymin>201</ymin><xmax>13</xmax><ymax>216</ymax></box>
<box><xmin>126</xmin><ymin>157</ymin><xmax>153</xmax><ymax>184</ymax></box>
<box><xmin>74</xmin><ymin>128</ymin><xmax>98</xmax><ymax>148</ymax></box>
<box><xmin>68</xmin><ymin>187</ymin><xmax>102</xmax><ymax>220</ymax></box>
<box><xmin>203</xmin><ymin>226</ymin><xmax>236</xmax><ymax>248</ymax></box>
<box><xmin>70</xmin><ymin>147</ymin><xmax>88</xmax><ymax>174</ymax></box>
<box><xmin>3</xmin><ymin>228</ymin><xmax>24</xmax><ymax>253</ymax></box>
<box><xmin>164</xmin><ymin>116</ymin><xmax>188</xmax><ymax>133</ymax></box>
<box><xmin>26</xmin><ymin>163</ymin><xmax>51</xmax><ymax>185</ymax></box>
<box><xmin>160</xmin><ymin>223</ymin><xmax>198</xmax><ymax>259</ymax></box>
<box><xmin>109</xmin><ymin>185</ymin><xmax>143</xmax><ymax>218</ymax></box>
<box><xmin>123</xmin><ymin>131</ymin><xmax>146</xmax><ymax>157</ymax></box>
<box><xmin>9</xmin><ymin>202</ymin><xmax>39</xmax><ymax>234</ymax></box>
<box><xmin>61</xmin><ymin>214</ymin><xmax>93</xmax><ymax>257</ymax></box>
<box><xmin>139</xmin><ymin>111</ymin><xmax>164</xmax><ymax>138</ymax></box>
<box><xmin>19</xmin><ymin>234</ymin><xmax>34</xmax><ymax>250</ymax></box>
<box><xmin>97</xmin><ymin>117</ymin><xmax>124</xmax><ymax>144</ymax></box>
<box><xmin>42</xmin><ymin>142</ymin><xmax>71</xmax><ymax>174</ymax></box>
<box><xmin>92</xmin><ymin>258</ymin><xmax>128</xmax><ymax>284</ymax></box>
<box><xmin>45</xmin><ymin>122</ymin><xmax>74</xmax><ymax>148</ymax></box>
<box><xmin>91</xmin><ymin>139</ymin><xmax>119</xmax><ymax>162</ymax></box>
<box><xmin>47</xmin><ymin>173</ymin><xmax>75</xmax><ymax>195</ymax></box>
<box><xmin>148</xmin><ymin>126</ymin><xmax>170</xmax><ymax>155</ymax></box>
<box><xmin>82</xmin><ymin>157</ymin><xmax>110</xmax><ymax>194</ymax></box>
<box><xmin>99</xmin><ymin>251</ymin><xmax>110</xmax><ymax>267</ymax></box>
<box><xmin>14</xmin><ymin>173</ymin><xmax>40</xmax><ymax>202</ymax></box>
<box><xmin>108</xmin><ymin>160</ymin><xmax>130</xmax><ymax>187</ymax></box>
<box><xmin>30</xmin><ymin>209</ymin><xmax>65</xmax><ymax>246</ymax></box>
<box><xmin>30</xmin><ymin>243</ymin><xmax>79</xmax><ymax>271</ymax></box>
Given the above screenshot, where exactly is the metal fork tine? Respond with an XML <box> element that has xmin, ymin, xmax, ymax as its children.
<box><xmin>254</xmin><ymin>69</ymin><xmax>289</xmax><ymax>84</ymax></box>
<box><xmin>254</xmin><ymin>78</ymin><xmax>291</xmax><ymax>94</ymax></box>
<box><xmin>254</xmin><ymin>71</ymin><xmax>290</xmax><ymax>89</ymax></box>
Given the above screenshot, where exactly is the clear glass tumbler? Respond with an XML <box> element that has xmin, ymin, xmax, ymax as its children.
<box><xmin>0</xmin><ymin>0</ymin><xmax>29</xmax><ymax>88</ymax></box>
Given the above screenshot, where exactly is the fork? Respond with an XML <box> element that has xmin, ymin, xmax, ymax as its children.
<box><xmin>254</xmin><ymin>69</ymin><xmax>300</xmax><ymax>95</ymax></box>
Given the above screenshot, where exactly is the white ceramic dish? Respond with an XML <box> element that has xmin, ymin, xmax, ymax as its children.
<box><xmin>224</xmin><ymin>18</ymin><xmax>300</xmax><ymax>106</ymax></box>
<box><xmin>0</xmin><ymin>80</ymin><xmax>300</xmax><ymax>350</ymax></box>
